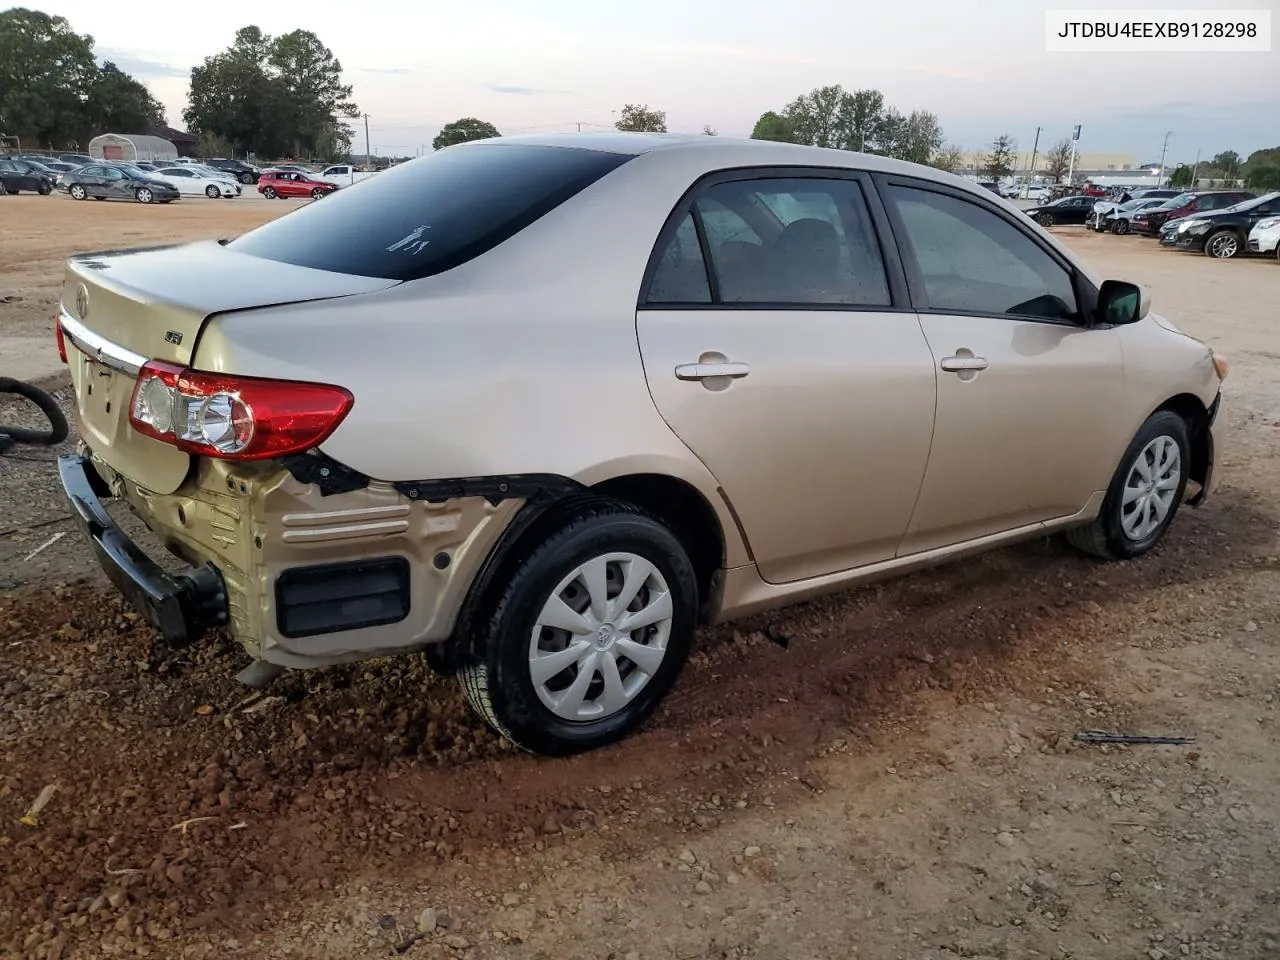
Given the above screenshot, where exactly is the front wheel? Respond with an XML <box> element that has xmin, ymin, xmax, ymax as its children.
<box><xmin>205</xmin><ymin>184</ymin><xmax>220</xmax><ymax>198</ymax></box>
<box><xmin>38</xmin><ymin>181</ymin><xmax>52</xmax><ymax>196</ymax></box>
<box><xmin>1066</xmin><ymin>411</ymin><xmax>1190</xmax><ymax>561</ymax></box>
<box><xmin>262</xmin><ymin>186</ymin><xmax>277</xmax><ymax>199</ymax></box>
<box><xmin>459</xmin><ymin>499</ymin><xmax>698</xmax><ymax>756</ymax></box>
<box><xmin>1039</xmin><ymin>213</ymin><xmax>1055</xmax><ymax>227</ymax></box>
<box><xmin>135</xmin><ymin>187</ymin><xmax>153</xmax><ymax>204</ymax></box>
<box><xmin>68</xmin><ymin>184</ymin><xmax>86</xmax><ymax>200</ymax></box>
<box><xmin>1112</xmin><ymin>219</ymin><xmax>1130</xmax><ymax>235</ymax></box>
<box><xmin>311</xmin><ymin>187</ymin><xmax>327</xmax><ymax>199</ymax></box>
<box><xmin>1205</xmin><ymin>229</ymin><xmax>1242</xmax><ymax>259</ymax></box>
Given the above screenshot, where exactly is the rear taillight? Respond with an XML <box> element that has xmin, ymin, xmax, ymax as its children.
<box><xmin>55</xmin><ymin>319</ymin><xmax>67</xmax><ymax>363</ymax></box>
<box><xmin>128</xmin><ymin>361</ymin><xmax>353</xmax><ymax>461</ymax></box>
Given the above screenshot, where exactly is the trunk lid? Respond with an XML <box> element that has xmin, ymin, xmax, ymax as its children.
<box><xmin>62</xmin><ymin>240</ymin><xmax>398</xmax><ymax>494</ymax></box>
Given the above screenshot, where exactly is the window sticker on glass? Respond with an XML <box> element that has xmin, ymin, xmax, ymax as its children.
<box><xmin>387</xmin><ymin>225</ymin><xmax>432</xmax><ymax>254</ymax></box>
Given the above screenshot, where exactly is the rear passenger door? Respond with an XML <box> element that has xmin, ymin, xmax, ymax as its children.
<box><xmin>877</xmin><ymin>176</ymin><xmax>1127</xmax><ymax>555</ymax></box>
<box><xmin>636</xmin><ymin>169</ymin><xmax>938</xmax><ymax>583</ymax></box>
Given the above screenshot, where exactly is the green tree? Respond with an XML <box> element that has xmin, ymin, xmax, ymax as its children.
<box><xmin>432</xmin><ymin>118</ymin><xmax>501</xmax><ymax>150</ymax></box>
<box><xmin>87</xmin><ymin>62</ymin><xmax>165</xmax><ymax>132</ymax></box>
<box><xmin>1241</xmin><ymin>146</ymin><xmax>1280</xmax><ymax>180</ymax></box>
<box><xmin>982</xmin><ymin>134</ymin><xmax>1017</xmax><ymax>180</ymax></box>
<box><xmin>615</xmin><ymin>104</ymin><xmax>667</xmax><ymax>132</ymax></box>
<box><xmin>750</xmin><ymin>111</ymin><xmax>795</xmax><ymax>142</ymax></box>
<box><xmin>1246</xmin><ymin>165</ymin><xmax>1280</xmax><ymax>190</ymax></box>
<box><xmin>1210</xmin><ymin>150</ymin><xmax>1241</xmax><ymax>172</ymax></box>
<box><xmin>1042</xmin><ymin>139</ymin><xmax>1073</xmax><ymax>182</ymax></box>
<box><xmin>185</xmin><ymin>25</ymin><xmax>358</xmax><ymax>159</ymax></box>
<box><xmin>782</xmin><ymin>85</ymin><xmax>848</xmax><ymax>148</ymax></box>
<box><xmin>0</xmin><ymin>8</ymin><xmax>99</xmax><ymax>147</ymax></box>
<box><xmin>931</xmin><ymin>143</ymin><xmax>966</xmax><ymax>173</ymax></box>
<box><xmin>1168</xmin><ymin>164</ymin><xmax>1193</xmax><ymax>188</ymax></box>
<box><xmin>841</xmin><ymin>88</ymin><xmax>885</xmax><ymax>151</ymax></box>
<box><xmin>878</xmin><ymin>110</ymin><xmax>942</xmax><ymax>164</ymax></box>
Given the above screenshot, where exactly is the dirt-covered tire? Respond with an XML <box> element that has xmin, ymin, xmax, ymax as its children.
<box><xmin>1066</xmin><ymin>411</ymin><xmax>1190</xmax><ymax>561</ymax></box>
<box><xmin>459</xmin><ymin>498</ymin><xmax>698</xmax><ymax>756</ymax></box>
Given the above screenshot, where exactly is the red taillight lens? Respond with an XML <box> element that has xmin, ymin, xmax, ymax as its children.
<box><xmin>56</xmin><ymin>319</ymin><xmax>67</xmax><ymax>363</ymax></box>
<box><xmin>128</xmin><ymin>361</ymin><xmax>353</xmax><ymax>460</ymax></box>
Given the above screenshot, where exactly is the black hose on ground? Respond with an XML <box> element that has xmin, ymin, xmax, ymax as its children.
<box><xmin>0</xmin><ymin>377</ymin><xmax>70</xmax><ymax>448</ymax></box>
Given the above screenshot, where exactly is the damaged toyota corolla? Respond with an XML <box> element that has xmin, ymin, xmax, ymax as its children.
<box><xmin>57</xmin><ymin>133</ymin><xmax>1227</xmax><ymax>756</ymax></box>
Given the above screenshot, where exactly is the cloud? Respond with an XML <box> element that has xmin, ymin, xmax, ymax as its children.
<box><xmin>484</xmin><ymin>83</ymin><xmax>572</xmax><ymax>96</ymax></box>
<box><xmin>96</xmin><ymin>48</ymin><xmax>189</xmax><ymax>78</ymax></box>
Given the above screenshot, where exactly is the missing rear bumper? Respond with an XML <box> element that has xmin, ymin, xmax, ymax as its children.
<box><xmin>58</xmin><ymin>453</ymin><xmax>228</xmax><ymax>646</ymax></box>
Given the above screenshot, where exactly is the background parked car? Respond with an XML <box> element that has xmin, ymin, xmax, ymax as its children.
<box><xmin>147</xmin><ymin>165</ymin><xmax>242</xmax><ymax>198</ymax></box>
<box><xmin>0</xmin><ymin>159</ymin><xmax>55</xmax><ymax>195</ymax></box>
<box><xmin>1090</xmin><ymin>197</ymin><xmax>1171</xmax><ymax>234</ymax></box>
<box><xmin>58</xmin><ymin>153</ymin><xmax>92</xmax><ymax>165</ymax></box>
<box><xmin>1023</xmin><ymin>194</ymin><xmax>1094</xmax><ymax>226</ymax></box>
<box><xmin>257</xmin><ymin>168</ymin><xmax>337</xmax><ymax>199</ymax></box>
<box><xmin>1169</xmin><ymin>192</ymin><xmax>1280</xmax><ymax>259</ymax></box>
<box><xmin>1247</xmin><ymin>215</ymin><xmax>1280</xmax><ymax>259</ymax></box>
<box><xmin>1132</xmin><ymin>190</ymin><xmax>1255</xmax><ymax>236</ymax></box>
<box><xmin>205</xmin><ymin>158</ymin><xmax>260</xmax><ymax>184</ymax></box>
<box><xmin>61</xmin><ymin>163</ymin><xmax>180</xmax><ymax>203</ymax></box>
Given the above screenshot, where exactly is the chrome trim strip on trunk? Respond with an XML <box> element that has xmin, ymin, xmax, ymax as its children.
<box><xmin>59</xmin><ymin>308</ymin><xmax>149</xmax><ymax>377</ymax></box>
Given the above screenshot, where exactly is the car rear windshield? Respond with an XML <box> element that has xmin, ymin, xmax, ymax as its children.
<box><xmin>227</xmin><ymin>143</ymin><xmax>634</xmax><ymax>282</ymax></box>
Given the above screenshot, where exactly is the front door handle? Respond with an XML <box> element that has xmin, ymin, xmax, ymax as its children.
<box><xmin>675</xmin><ymin>362</ymin><xmax>751</xmax><ymax>381</ymax></box>
<box><xmin>939</xmin><ymin>356</ymin><xmax>989</xmax><ymax>373</ymax></box>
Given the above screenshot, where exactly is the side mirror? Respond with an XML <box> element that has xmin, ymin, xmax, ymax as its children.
<box><xmin>1096</xmin><ymin>280</ymin><xmax>1150</xmax><ymax>326</ymax></box>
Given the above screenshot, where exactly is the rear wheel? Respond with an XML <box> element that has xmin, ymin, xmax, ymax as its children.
<box><xmin>0</xmin><ymin>180</ymin><xmax>7</xmax><ymax>196</ymax></box>
<box><xmin>239</xmin><ymin>172</ymin><xmax>254</xmax><ymax>184</ymax></box>
<box><xmin>1205</xmin><ymin>229</ymin><xmax>1243</xmax><ymax>259</ymax></box>
<box><xmin>459</xmin><ymin>499</ymin><xmax>697</xmax><ymax>756</ymax></box>
<box><xmin>1066</xmin><ymin>411</ymin><xmax>1190</xmax><ymax>561</ymax></box>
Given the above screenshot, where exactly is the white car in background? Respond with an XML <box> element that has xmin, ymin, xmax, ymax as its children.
<box><xmin>148</xmin><ymin>166</ymin><xmax>242</xmax><ymax>199</ymax></box>
<box><xmin>1248</xmin><ymin>215</ymin><xmax>1280</xmax><ymax>258</ymax></box>
<box><xmin>317</xmin><ymin>163</ymin><xmax>377</xmax><ymax>186</ymax></box>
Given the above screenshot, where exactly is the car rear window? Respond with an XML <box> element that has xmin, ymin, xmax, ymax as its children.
<box><xmin>227</xmin><ymin>143</ymin><xmax>633</xmax><ymax>281</ymax></box>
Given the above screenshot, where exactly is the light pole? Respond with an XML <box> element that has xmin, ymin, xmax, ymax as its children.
<box><xmin>1066</xmin><ymin>124</ymin><xmax>1081</xmax><ymax>185</ymax></box>
<box><xmin>1157</xmin><ymin>130</ymin><xmax>1172</xmax><ymax>186</ymax></box>
<box><xmin>363</xmin><ymin>113</ymin><xmax>371</xmax><ymax>165</ymax></box>
<box><xmin>1024</xmin><ymin>126</ymin><xmax>1042</xmax><ymax>197</ymax></box>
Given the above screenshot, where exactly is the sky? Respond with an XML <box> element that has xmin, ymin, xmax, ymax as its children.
<box><xmin>36</xmin><ymin>0</ymin><xmax>1280</xmax><ymax>163</ymax></box>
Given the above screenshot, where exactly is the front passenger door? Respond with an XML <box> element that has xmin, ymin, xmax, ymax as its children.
<box><xmin>879</xmin><ymin>178</ymin><xmax>1129</xmax><ymax>556</ymax></box>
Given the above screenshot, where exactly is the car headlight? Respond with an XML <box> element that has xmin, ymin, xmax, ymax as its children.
<box><xmin>1179</xmin><ymin>219</ymin><xmax>1206</xmax><ymax>231</ymax></box>
<box><xmin>1256</xmin><ymin>217</ymin><xmax>1280</xmax><ymax>230</ymax></box>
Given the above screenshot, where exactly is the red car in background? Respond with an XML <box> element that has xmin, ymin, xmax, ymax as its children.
<box><xmin>257</xmin><ymin>169</ymin><xmax>337</xmax><ymax>200</ymax></box>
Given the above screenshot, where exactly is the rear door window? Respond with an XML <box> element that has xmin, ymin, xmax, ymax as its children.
<box><xmin>228</xmin><ymin>144</ymin><xmax>633</xmax><ymax>281</ymax></box>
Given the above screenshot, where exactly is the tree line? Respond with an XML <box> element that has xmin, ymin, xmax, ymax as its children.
<box><xmin>0</xmin><ymin>8</ymin><xmax>166</xmax><ymax>148</ymax></box>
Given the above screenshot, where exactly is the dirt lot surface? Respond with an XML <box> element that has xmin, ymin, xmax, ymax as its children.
<box><xmin>2</xmin><ymin>200</ymin><xmax>1279</xmax><ymax>960</ymax></box>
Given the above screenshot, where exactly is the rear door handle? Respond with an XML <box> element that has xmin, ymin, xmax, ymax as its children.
<box><xmin>939</xmin><ymin>356</ymin><xmax>989</xmax><ymax>372</ymax></box>
<box><xmin>675</xmin><ymin>362</ymin><xmax>751</xmax><ymax>381</ymax></box>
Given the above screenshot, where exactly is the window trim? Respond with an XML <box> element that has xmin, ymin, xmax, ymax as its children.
<box><xmin>873</xmin><ymin>173</ymin><xmax>1097</xmax><ymax>328</ymax></box>
<box><xmin>638</xmin><ymin>165</ymin><xmax>911</xmax><ymax>312</ymax></box>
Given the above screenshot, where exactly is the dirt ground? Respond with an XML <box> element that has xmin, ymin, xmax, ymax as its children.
<box><xmin>1</xmin><ymin>198</ymin><xmax>1278</xmax><ymax>960</ymax></box>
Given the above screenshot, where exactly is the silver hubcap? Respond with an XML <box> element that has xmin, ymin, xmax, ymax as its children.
<box><xmin>139</xmin><ymin>190</ymin><xmax>150</xmax><ymax>202</ymax></box>
<box><xmin>1209</xmin><ymin>234</ymin><xmax>1237</xmax><ymax>258</ymax></box>
<box><xmin>529</xmin><ymin>553</ymin><xmax>674</xmax><ymax>722</ymax></box>
<box><xmin>1121</xmin><ymin>435</ymin><xmax>1181</xmax><ymax>541</ymax></box>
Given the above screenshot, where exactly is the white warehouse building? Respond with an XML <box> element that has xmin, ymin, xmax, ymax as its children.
<box><xmin>88</xmin><ymin>133</ymin><xmax>178</xmax><ymax>163</ymax></box>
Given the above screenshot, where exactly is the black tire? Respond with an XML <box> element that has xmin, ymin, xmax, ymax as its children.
<box><xmin>135</xmin><ymin>187</ymin><xmax>153</xmax><ymax>204</ymax></box>
<box><xmin>92</xmin><ymin>196</ymin><xmax>105</xmax><ymax>201</ymax></box>
<box><xmin>262</xmin><ymin>186</ymin><xmax>277</xmax><ymax>199</ymax></box>
<box><xmin>459</xmin><ymin>498</ymin><xmax>698</xmax><ymax>756</ymax></box>
<box><xmin>1066</xmin><ymin>411</ymin><xmax>1190</xmax><ymax>561</ymax></box>
<box><xmin>0</xmin><ymin>180</ymin><xmax>7</xmax><ymax>196</ymax></box>
<box><xmin>205</xmin><ymin>184</ymin><xmax>220</xmax><ymax>198</ymax></box>
<box><xmin>239</xmin><ymin>172</ymin><xmax>254</xmax><ymax>184</ymax></box>
<box><xmin>1204</xmin><ymin>229</ymin><xmax>1243</xmax><ymax>259</ymax></box>
<box><xmin>38</xmin><ymin>181</ymin><xmax>52</xmax><ymax>196</ymax></box>
<box><xmin>311</xmin><ymin>187</ymin><xmax>326</xmax><ymax>199</ymax></box>
<box><xmin>1039</xmin><ymin>213</ymin><xmax>1055</xmax><ymax>227</ymax></box>
<box><xmin>1112</xmin><ymin>219</ymin><xmax>1130</xmax><ymax>235</ymax></box>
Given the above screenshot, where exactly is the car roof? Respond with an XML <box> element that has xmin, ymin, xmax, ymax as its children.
<box><xmin>457</xmin><ymin>132</ymin><xmax>988</xmax><ymax>191</ymax></box>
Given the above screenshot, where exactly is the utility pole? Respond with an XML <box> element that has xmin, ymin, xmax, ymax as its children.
<box><xmin>1066</xmin><ymin>124</ymin><xmax>1081</xmax><ymax>185</ymax></box>
<box><xmin>1025</xmin><ymin>126</ymin><xmax>1042</xmax><ymax>197</ymax></box>
<box><xmin>1157</xmin><ymin>130</ymin><xmax>1172</xmax><ymax>186</ymax></box>
<box><xmin>363</xmin><ymin>113</ymin><xmax>371</xmax><ymax>165</ymax></box>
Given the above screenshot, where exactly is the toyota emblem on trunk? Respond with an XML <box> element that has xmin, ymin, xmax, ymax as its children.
<box><xmin>74</xmin><ymin>284</ymin><xmax>89</xmax><ymax>319</ymax></box>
